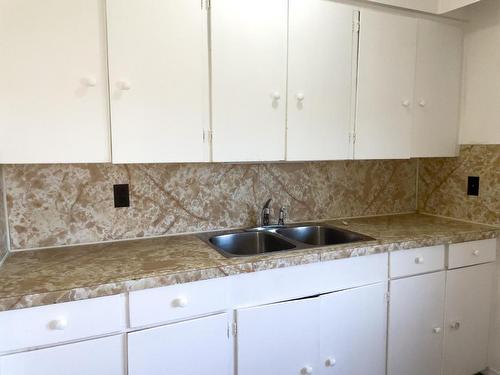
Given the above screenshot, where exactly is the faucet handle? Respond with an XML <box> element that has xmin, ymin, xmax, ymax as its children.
<box><xmin>278</xmin><ymin>206</ymin><xmax>287</xmax><ymax>226</ymax></box>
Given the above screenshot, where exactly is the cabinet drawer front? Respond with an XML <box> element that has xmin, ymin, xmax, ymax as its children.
<box><xmin>129</xmin><ymin>278</ymin><xmax>229</xmax><ymax>328</ymax></box>
<box><xmin>0</xmin><ymin>294</ymin><xmax>126</xmax><ymax>353</ymax></box>
<box><xmin>0</xmin><ymin>335</ymin><xmax>125</xmax><ymax>375</ymax></box>
<box><xmin>447</xmin><ymin>239</ymin><xmax>496</xmax><ymax>269</ymax></box>
<box><xmin>391</xmin><ymin>245</ymin><xmax>445</xmax><ymax>278</ymax></box>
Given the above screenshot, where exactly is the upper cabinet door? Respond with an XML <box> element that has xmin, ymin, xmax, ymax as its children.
<box><xmin>107</xmin><ymin>0</ymin><xmax>210</xmax><ymax>163</ymax></box>
<box><xmin>211</xmin><ymin>0</ymin><xmax>288</xmax><ymax>162</ymax></box>
<box><xmin>0</xmin><ymin>0</ymin><xmax>110</xmax><ymax>164</ymax></box>
<box><xmin>287</xmin><ymin>1</ymin><xmax>358</xmax><ymax>161</ymax></box>
<box><xmin>355</xmin><ymin>10</ymin><xmax>417</xmax><ymax>160</ymax></box>
<box><xmin>412</xmin><ymin>19</ymin><xmax>462</xmax><ymax>157</ymax></box>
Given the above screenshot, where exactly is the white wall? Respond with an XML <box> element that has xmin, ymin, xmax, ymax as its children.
<box><xmin>460</xmin><ymin>0</ymin><xmax>500</xmax><ymax>144</ymax></box>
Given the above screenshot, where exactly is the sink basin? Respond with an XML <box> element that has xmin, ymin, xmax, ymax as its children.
<box><xmin>276</xmin><ymin>225</ymin><xmax>371</xmax><ymax>246</ymax></box>
<box><xmin>209</xmin><ymin>232</ymin><xmax>296</xmax><ymax>257</ymax></box>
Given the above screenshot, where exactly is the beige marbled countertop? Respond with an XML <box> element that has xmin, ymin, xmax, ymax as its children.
<box><xmin>0</xmin><ymin>213</ymin><xmax>498</xmax><ymax>312</ymax></box>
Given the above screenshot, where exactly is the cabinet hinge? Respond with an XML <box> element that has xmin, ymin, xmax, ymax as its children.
<box><xmin>353</xmin><ymin>19</ymin><xmax>360</xmax><ymax>33</ymax></box>
<box><xmin>203</xmin><ymin>129</ymin><xmax>214</xmax><ymax>143</ymax></box>
<box><xmin>349</xmin><ymin>132</ymin><xmax>356</xmax><ymax>145</ymax></box>
<box><xmin>232</xmin><ymin>322</ymin><xmax>237</xmax><ymax>336</ymax></box>
<box><xmin>385</xmin><ymin>292</ymin><xmax>390</xmax><ymax>303</ymax></box>
<box><xmin>202</xmin><ymin>0</ymin><xmax>211</xmax><ymax>10</ymax></box>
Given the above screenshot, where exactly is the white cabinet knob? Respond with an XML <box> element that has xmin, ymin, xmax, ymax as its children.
<box><xmin>415</xmin><ymin>256</ymin><xmax>424</xmax><ymax>264</ymax></box>
<box><xmin>49</xmin><ymin>318</ymin><xmax>68</xmax><ymax>331</ymax></box>
<box><xmin>296</xmin><ymin>92</ymin><xmax>305</xmax><ymax>101</ymax></box>
<box><xmin>82</xmin><ymin>77</ymin><xmax>97</xmax><ymax>87</ymax></box>
<box><xmin>433</xmin><ymin>327</ymin><xmax>442</xmax><ymax>334</ymax></box>
<box><xmin>271</xmin><ymin>92</ymin><xmax>281</xmax><ymax>100</ymax></box>
<box><xmin>301</xmin><ymin>366</ymin><xmax>313</xmax><ymax>375</ymax></box>
<box><xmin>450</xmin><ymin>321</ymin><xmax>461</xmax><ymax>330</ymax></box>
<box><xmin>472</xmin><ymin>250</ymin><xmax>480</xmax><ymax>257</ymax></box>
<box><xmin>402</xmin><ymin>99</ymin><xmax>411</xmax><ymax>107</ymax></box>
<box><xmin>418</xmin><ymin>99</ymin><xmax>426</xmax><ymax>107</ymax></box>
<box><xmin>118</xmin><ymin>81</ymin><xmax>131</xmax><ymax>90</ymax></box>
<box><xmin>172</xmin><ymin>297</ymin><xmax>188</xmax><ymax>308</ymax></box>
<box><xmin>325</xmin><ymin>357</ymin><xmax>337</xmax><ymax>367</ymax></box>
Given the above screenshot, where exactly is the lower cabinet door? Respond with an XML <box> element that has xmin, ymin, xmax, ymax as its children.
<box><xmin>388</xmin><ymin>272</ymin><xmax>446</xmax><ymax>375</ymax></box>
<box><xmin>320</xmin><ymin>282</ymin><xmax>387</xmax><ymax>375</ymax></box>
<box><xmin>0</xmin><ymin>335</ymin><xmax>125</xmax><ymax>375</ymax></box>
<box><xmin>443</xmin><ymin>263</ymin><xmax>495</xmax><ymax>375</ymax></box>
<box><xmin>128</xmin><ymin>313</ymin><xmax>231</xmax><ymax>375</ymax></box>
<box><xmin>236</xmin><ymin>297</ymin><xmax>320</xmax><ymax>375</ymax></box>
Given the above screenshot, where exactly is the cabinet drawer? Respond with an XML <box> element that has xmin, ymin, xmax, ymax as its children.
<box><xmin>390</xmin><ymin>245</ymin><xmax>445</xmax><ymax>278</ymax></box>
<box><xmin>0</xmin><ymin>294</ymin><xmax>126</xmax><ymax>353</ymax></box>
<box><xmin>447</xmin><ymin>239</ymin><xmax>496</xmax><ymax>269</ymax></box>
<box><xmin>129</xmin><ymin>278</ymin><xmax>229</xmax><ymax>328</ymax></box>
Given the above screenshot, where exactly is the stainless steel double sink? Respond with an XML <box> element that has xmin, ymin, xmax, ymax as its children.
<box><xmin>197</xmin><ymin>224</ymin><xmax>374</xmax><ymax>258</ymax></box>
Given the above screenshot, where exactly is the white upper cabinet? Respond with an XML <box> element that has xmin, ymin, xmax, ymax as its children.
<box><xmin>107</xmin><ymin>0</ymin><xmax>210</xmax><ymax>163</ymax></box>
<box><xmin>211</xmin><ymin>0</ymin><xmax>288</xmax><ymax>162</ymax></box>
<box><xmin>0</xmin><ymin>0</ymin><xmax>110</xmax><ymax>164</ymax></box>
<box><xmin>355</xmin><ymin>10</ymin><xmax>418</xmax><ymax>160</ymax></box>
<box><xmin>412</xmin><ymin>19</ymin><xmax>463</xmax><ymax>157</ymax></box>
<box><xmin>287</xmin><ymin>1</ymin><xmax>358</xmax><ymax>161</ymax></box>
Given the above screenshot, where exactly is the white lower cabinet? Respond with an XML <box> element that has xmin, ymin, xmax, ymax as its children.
<box><xmin>236</xmin><ymin>282</ymin><xmax>387</xmax><ymax>375</ymax></box>
<box><xmin>320</xmin><ymin>282</ymin><xmax>387</xmax><ymax>375</ymax></box>
<box><xmin>236</xmin><ymin>297</ymin><xmax>320</xmax><ymax>375</ymax></box>
<box><xmin>0</xmin><ymin>335</ymin><xmax>125</xmax><ymax>375</ymax></box>
<box><xmin>388</xmin><ymin>271</ymin><xmax>446</xmax><ymax>375</ymax></box>
<box><xmin>443</xmin><ymin>263</ymin><xmax>495</xmax><ymax>375</ymax></box>
<box><xmin>127</xmin><ymin>313</ymin><xmax>232</xmax><ymax>375</ymax></box>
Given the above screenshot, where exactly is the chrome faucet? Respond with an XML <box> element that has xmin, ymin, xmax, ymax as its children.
<box><xmin>278</xmin><ymin>206</ymin><xmax>287</xmax><ymax>226</ymax></box>
<box><xmin>261</xmin><ymin>199</ymin><xmax>272</xmax><ymax>227</ymax></box>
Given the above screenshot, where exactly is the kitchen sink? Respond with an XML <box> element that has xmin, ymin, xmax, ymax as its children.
<box><xmin>198</xmin><ymin>223</ymin><xmax>374</xmax><ymax>258</ymax></box>
<box><xmin>208</xmin><ymin>231</ymin><xmax>296</xmax><ymax>257</ymax></box>
<box><xmin>276</xmin><ymin>225</ymin><xmax>372</xmax><ymax>246</ymax></box>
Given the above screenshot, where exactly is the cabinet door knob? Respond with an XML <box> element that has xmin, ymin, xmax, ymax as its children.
<box><xmin>296</xmin><ymin>92</ymin><xmax>305</xmax><ymax>101</ymax></box>
<box><xmin>402</xmin><ymin>99</ymin><xmax>410</xmax><ymax>107</ymax></box>
<box><xmin>472</xmin><ymin>250</ymin><xmax>480</xmax><ymax>256</ymax></box>
<box><xmin>415</xmin><ymin>256</ymin><xmax>424</xmax><ymax>264</ymax></box>
<box><xmin>172</xmin><ymin>297</ymin><xmax>188</xmax><ymax>308</ymax></box>
<box><xmin>325</xmin><ymin>357</ymin><xmax>337</xmax><ymax>367</ymax></box>
<box><xmin>82</xmin><ymin>77</ymin><xmax>97</xmax><ymax>87</ymax></box>
<box><xmin>450</xmin><ymin>321</ymin><xmax>461</xmax><ymax>330</ymax></box>
<box><xmin>49</xmin><ymin>318</ymin><xmax>68</xmax><ymax>330</ymax></box>
<box><xmin>301</xmin><ymin>366</ymin><xmax>313</xmax><ymax>375</ymax></box>
<box><xmin>118</xmin><ymin>81</ymin><xmax>132</xmax><ymax>90</ymax></box>
<box><xmin>418</xmin><ymin>99</ymin><xmax>426</xmax><ymax>107</ymax></box>
<box><xmin>433</xmin><ymin>327</ymin><xmax>442</xmax><ymax>334</ymax></box>
<box><xmin>271</xmin><ymin>92</ymin><xmax>281</xmax><ymax>100</ymax></box>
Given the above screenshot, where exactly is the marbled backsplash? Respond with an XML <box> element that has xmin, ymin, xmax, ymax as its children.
<box><xmin>418</xmin><ymin>144</ymin><xmax>500</xmax><ymax>226</ymax></box>
<box><xmin>4</xmin><ymin>160</ymin><xmax>417</xmax><ymax>250</ymax></box>
<box><xmin>0</xmin><ymin>167</ymin><xmax>8</xmax><ymax>262</ymax></box>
